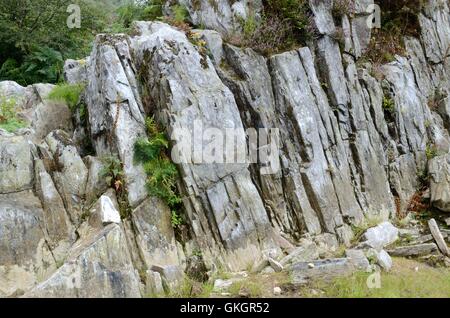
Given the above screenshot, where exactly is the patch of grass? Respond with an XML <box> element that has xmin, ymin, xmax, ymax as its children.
<box><xmin>229</xmin><ymin>280</ymin><xmax>264</xmax><ymax>298</ymax></box>
<box><xmin>47</xmin><ymin>83</ymin><xmax>85</xmax><ymax>111</ymax></box>
<box><xmin>0</xmin><ymin>95</ymin><xmax>27</xmax><ymax>132</ymax></box>
<box><xmin>303</xmin><ymin>258</ymin><xmax>450</xmax><ymax>298</ymax></box>
<box><xmin>166</xmin><ymin>277</ymin><xmax>214</xmax><ymax>298</ymax></box>
<box><xmin>0</xmin><ymin>118</ymin><xmax>27</xmax><ymax>132</ymax></box>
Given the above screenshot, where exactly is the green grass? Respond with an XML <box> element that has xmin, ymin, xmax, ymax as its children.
<box><xmin>164</xmin><ymin>278</ymin><xmax>214</xmax><ymax>298</ymax></box>
<box><xmin>47</xmin><ymin>83</ymin><xmax>85</xmax><ymax>110</ymax></box>
<box><xmin>0</xmin><ymin>118</ymin><xmax>27</xmax><ymax>132</ymax></box>
<box><xmin>0</xmin><ymin>95</ymin><xmax>27</xmax><ymax>132</ymax></box>
<box><xmin>303</xmin><ymin>258</ymin><xmax>450</xmax><ymax>298</ymax></box>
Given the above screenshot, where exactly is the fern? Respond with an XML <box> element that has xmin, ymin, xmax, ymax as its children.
<box><xmin>134</xmin><ymin>116</ymin><xmax>183</xmax><ymax>228</ymax></box>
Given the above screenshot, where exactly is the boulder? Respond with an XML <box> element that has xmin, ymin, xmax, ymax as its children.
<box><xmin>34</xmin><ymin>159</ymin><xmax>74</xmax><ymax>260</ymax></box>
<box><xmin>151</xmin><ymin>265</ymin><xmax>184</xmax><ymax>292</ymax></box>
<box><xmin>130</xmin><ymin>197</ymin><xmax>180</xmax><ymax>269</ymax></box>
<box><xmin>362</xmin><ymin>222</ymin><xmax>399</xmax><ymax>250</ymax></box>
<box><xmin>345</xmin><ymin>249</ymin><xmax>370</xmax><ymax>270</ymax></box>
<box><xmin>376</xmin><ymin>250</ymin><xmax>393</xmax><ymax>272</ymax></box>
<box><xmin>280</xmin><ymin>240</ymin><xmax>320</xmax><ymax>266</ymax></box>
<box><xmin>144</xmin><ymin>270</ymin><xmax>164</xmax><ymax>296</ymax></box>
<box><xmin>290</xmin><ymin>258</ymin><xmax>355</xmax><ymax>285</ymax></box>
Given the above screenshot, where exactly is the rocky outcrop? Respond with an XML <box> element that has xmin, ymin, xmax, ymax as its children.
<box><xmin>1</xmin><ymin>0</ymin><xmax>450</xmax><ymax>298</ymax></box>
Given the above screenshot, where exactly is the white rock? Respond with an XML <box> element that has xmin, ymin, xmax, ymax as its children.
<box><xmin>273</xmin><ymin>287</ymin><xmax>282</xmax><ymax>296</ymax></box>
<box><xmin>213</xmin><ymin>279</ymin><xmax>234</xmax><ymax>292</ymax></box>
<box><xmin>99</xmin><ymin>195</ymin><xmax>121</xmax><ymax>225</ymax></box>
<box><xmin>377</xmin><ymin>250</ymin><xmax>393</xmax><ymax>271</ymax></box>
<box><xmin>363</xmin><ymin>222</ymin><xmax>399</xmax><ymax>250</ymax></box>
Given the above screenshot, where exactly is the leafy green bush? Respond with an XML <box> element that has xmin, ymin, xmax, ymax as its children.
<box><xmin>48</xmin><ymin>83</ymin><xmax>85</xmax><ymax>111</ymax></box>
<box><xmin>0</xmin><ymin>0</ymin><xmax>110</xmax><ymax>85</ymax></box>
<box><xmin>0</xmin><ymin>46</ymin><xmax>64</xmax><ymax>85</ymax></box>
<box><xmin>134</xmin><ymin>117</ymin><xmax>183</xmax><ymax>228</ymax></box>
<box><xmin>0</xmin><ymin>95</ymin><xmax>26</xmax><ymax>132</ymax></box>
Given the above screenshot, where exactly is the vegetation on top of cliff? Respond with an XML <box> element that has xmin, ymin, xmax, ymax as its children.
<box><xmin>363</xmin><ymin>0</ymin><xmax>424</xmax><ymax>65</ymax></box>
<box><xmin>226</xmin><ymin>0</ymin><xmax>316</xmax><ymax>55</ymax></box>
<box><xmin>0</xmin><ymin>95</ymin><xmax>26</xmax><ymax>132</ymax></box>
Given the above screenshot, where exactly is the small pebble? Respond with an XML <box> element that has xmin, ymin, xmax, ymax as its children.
<box><xmin>308</xmin><ymin>263</ymin><xmax>315</xmax><ymax>269</ymax></box>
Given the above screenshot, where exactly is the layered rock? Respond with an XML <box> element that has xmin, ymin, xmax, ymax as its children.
<box><xmin>1</xmin><ymin>0</ymin><xmax>450</xmax><ymax>298</ymax></box>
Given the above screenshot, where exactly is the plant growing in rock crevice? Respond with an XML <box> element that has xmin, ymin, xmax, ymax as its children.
<box><xmin>100</xmin><ymin>155</ymin><xmax>131</xmax><ymax>218</ymax></box>
<box><xmin>226</xmin><ymin>0</ymin><xmax>317</xmax><ymax>56</ymax></box>
<box><xmin>134</xmin><ymin>117</ymin><xmax>184</xmax><ymax>229</ymax></box>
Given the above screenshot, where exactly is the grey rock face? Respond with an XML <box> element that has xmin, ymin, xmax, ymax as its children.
<box><xmin>0</xmin><ymin>135</ymin><xmax>34</xmax><ymax>193</ymax></box>
<box><xmin>44</xmin><ymin>130</ymin><xmax>88</xmax><ymax>224</ymax></box>
<box><xmin>177</xmin><ymin>0</ymin><xmax>263</xmax><ymax>36</ymax></box>
<box><xmin>1</xmin><ymin>0</ymin><xmax>450</xmax><ymax>298</ymax></box>
<box><xmin>130</xmin><ymin>197</ymin><xmax>180</xmax><ymax>269</ymax></box>
<box><xmin>25</xmin><ymin>224</ymin><xmax>141</xmax><ymax>298</ymax></box>
<box><xmin>63</xmin><ymin>59</ymin><xmax>88</xmax><ymax>84</ymax></box>
<box><xmin>429</xmin><ymin>154</ymin><xmax>450</xmax><ymax>212</ymax></box>
<box><xmin>85</xmin><ymin>34</ymin><xmax>148</xmax><ymax>209</ymax></box>
<box><xmin>131</xmin><ymin>22</ymin><xmax>278</xmax><ymax>270</ymax></box>
<box><xmin>0</xmin><ymin>191</ymin><xmax>56</xmax><ymax>297</ymax></box>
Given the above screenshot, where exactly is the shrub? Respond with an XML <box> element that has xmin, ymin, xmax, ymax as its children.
<box><xmin>0</xmin><ymin>95</ymin><xmax>26</xmax><ymax>132</ymax></box>
<box><xmin>47</xmin><ymin>83</ymin><xmax>85</xmax><ymax>111</ymax></box>
<box><xmin>0</xmin><ymin>46</ymin><xmax>64</xmax><ymax>85</ymax></box>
